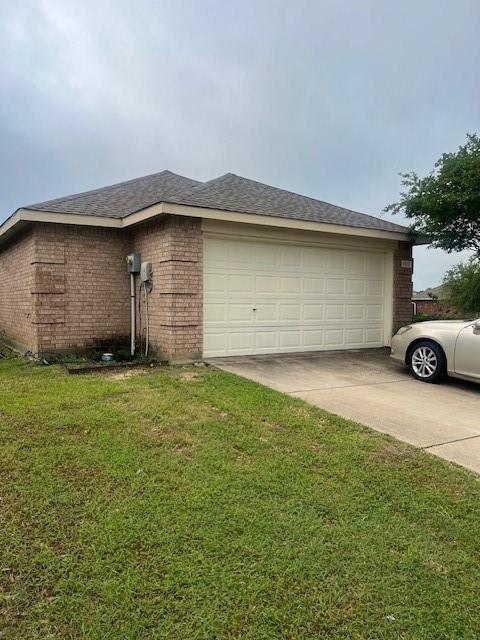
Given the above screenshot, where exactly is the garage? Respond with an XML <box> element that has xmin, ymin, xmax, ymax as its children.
<box><xmin>203</xmin><ymin>235</ymin><xmax>392</xmax><ymax>357</ymax></box>
<box><xmin>1</xmin><ymin>169</ymin><xmax>413</xmax><ymax>361</ymax></box>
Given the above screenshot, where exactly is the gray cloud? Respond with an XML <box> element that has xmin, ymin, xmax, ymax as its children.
<box><xmin>1</xmin><ymin>0</ymin><xmax>479</xmax><ymax>288</ymax></box>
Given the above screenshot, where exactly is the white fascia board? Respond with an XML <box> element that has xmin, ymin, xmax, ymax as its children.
<box><xmin>18</xmin><ymin>208</ymin><xmax>123</xmax><ymax>228</ymax></box>
<box><xmin>135</xmin><ymin>202</ymin><xmax>413</xmax><ymax>242</ymax></box>
<box><xmin>0</xmin><ymin>202</ymin><xmax>414</xmax><ymax>244</ymax></box>
<box><xmin>0</xmin><ymin>208</ymin><xmax>122</xmax><ymax>244</ymax></box>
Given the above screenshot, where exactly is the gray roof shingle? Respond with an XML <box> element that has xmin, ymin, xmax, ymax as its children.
<box><xmin>22</xmin><ymin>170</ymin><xmax>409</xmax><ymax>234</ymax></box>
<box><xmin>412</xmin><ymin>285</ymin><xmax>443</xmax><ymax>300</ymax></box>
<box><xmin>170</xmin><ymin>173</ymin><xmax>409</xmax><ymax>233</ymax></box>
<box><xmin>25</xmin><ymin>170</ymin><xmax>201</xmax><ymax>219</ymax></box>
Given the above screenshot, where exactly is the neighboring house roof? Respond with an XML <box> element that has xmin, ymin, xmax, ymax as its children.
<box><xmin>412</xmin><ymin>285</ymin><xmax>443</xmax><ymax>301</ymax></box>
<box><xmin>20</xmin><ymin>170</ymin><xmax>409</xmax><ymax>235</ymax></box>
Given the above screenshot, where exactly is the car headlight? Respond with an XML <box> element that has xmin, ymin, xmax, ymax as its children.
<box><xmin>395</xmin><ymin>325</ymin><xmax>413</xmax><ymax>336</ymax></box>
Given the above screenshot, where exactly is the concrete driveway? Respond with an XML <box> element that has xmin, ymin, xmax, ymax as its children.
<box><xmin>209</xmin><ymin>349</ymin><xmax>480</xmax><ymax>474</ymax></box>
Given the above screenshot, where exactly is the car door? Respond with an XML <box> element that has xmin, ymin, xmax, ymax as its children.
<box><xmin>454</xmin><ymin>321</ymin><xmax>480</xmax><ymax>380</ymax></box>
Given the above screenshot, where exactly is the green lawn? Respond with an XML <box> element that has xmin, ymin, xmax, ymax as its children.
<box><xmin>1</xmin><ymin>355</ymin><xmax>479</xmax><ymax>639</ymax></box>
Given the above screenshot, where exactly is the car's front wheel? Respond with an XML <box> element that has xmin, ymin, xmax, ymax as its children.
<box><xmin>408</xmin><ymin>340</ymin><xmax>446</xmax><ymax>383</ymax></box>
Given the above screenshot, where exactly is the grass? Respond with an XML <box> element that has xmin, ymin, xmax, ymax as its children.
<box><xmin>0</xmin><ymin>355</ymin><xmax>479</xmax><ymax>639</ymax></box>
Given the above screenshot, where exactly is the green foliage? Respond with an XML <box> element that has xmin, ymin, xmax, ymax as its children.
<box><xmin>443</xmin><ymin>258</ymin><xmax>480</xmax><ymax>316</ymax></box>
<box><xmin>412</xmin><ymin>312</ymin><xmax>454</xmax><ymax>323</ymax></box>
<box><xmin>385</xmin><ymin>133</ymin><xmax>480</xmax><ymax>254</ymax></box>
<box><xmin>1</xmin><ymin>357</ymin><xmax>480</xmax><ymax>638</ymax></box>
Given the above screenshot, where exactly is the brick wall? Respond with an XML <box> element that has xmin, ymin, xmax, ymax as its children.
<box><xmin>0</xmin><ymin>218</ymin><xmax>202</xmax><ymax>359</ymax></box>
<box><xmin>0</xmin><ymin>217</ymin><xmax>413</xmax><ymax>358</ymax></box>
<box><xmin>0</xmin><ymin>228</ymin><xmax>36</xmax><ymax>351</ymax></box>
<box><xmin>130</xmin><ymin>216</ymin><xmax>203</xmax><ymax>361</ymax></box>
<box><xmin>0</xmin><ymin>223</ymin><xmax>132</xmax><ymax>355</ymax></box>
<box><xmin>392</xmin><ymin>241</ymin><xmax>414</xmax><ymax>333</ymax></box>
<box><xmin>32</xmin><ymin>223</ymin><xmax>131</xmax><ymax>354</ymax></box>
<box><xmin>414</xmin><ymin>299</ymin><xmax>439</xmax><ymax>315</ymax></box>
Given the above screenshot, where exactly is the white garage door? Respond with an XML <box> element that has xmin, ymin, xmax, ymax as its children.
<box><xmin>203</xmin><ymin>236</ymin><xmax>388</xmax><ymax>358</ymax></box>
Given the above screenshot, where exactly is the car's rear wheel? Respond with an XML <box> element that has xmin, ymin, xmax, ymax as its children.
<box><xmin>408</xmin><ymin>340</ymin><xmax>446</xmax><ymax>383</ymax></box>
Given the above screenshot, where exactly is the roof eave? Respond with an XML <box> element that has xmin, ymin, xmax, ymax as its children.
<box><xmin>159</xmin><ymin>202</ymin><xmax>413</xmax><ymax>242</ymax></box>
<box><xmin>411</xmin><ymin>233</ymin><xmax>432</xmax><ymax>246</ymax></box>
<box><xmin>0</xmin><ymin>201</ymin><xmax>414</xmax><ymax>245</ymax></box>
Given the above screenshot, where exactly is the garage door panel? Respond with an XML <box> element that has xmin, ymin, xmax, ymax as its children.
<box><xmin>204</xmin><ymin>273</ymin><xmax>227</xmax><ymax>294</ymax></box>
<box><xmin>204</xmin><ymin>237</ymin><xmax>387</xmax><ymax>357</ymax></box>
<box><xmin>280</xmin><ymin>246</ymin><xmax>302</xmax><ymax>266</ymax></box>
<box><xmin>303</xmin><ymin>247</ymin><xmax>324</xmax><ymax>269</ymax></box>
<box><xmin>366</xmin><ymin>304</ymin><xmax>383</xmax><ymax>320</ymax></box>
<box><xmin>366</xmin><ymin>254</ymin><xmax>385</xmax><ymax>274</ymax></box>
<box><xmin>255</xmin><ymin>275</ymin><xmax>278</xmax><ymax>295</ymax></box>
<box><xmin>345</xmin><ymin>253</ymin><xmax>366</xmax><ymax>274</ymax></box>
<box><xmin>303</xmin><ymin>304</ymin><xmax>324</xmax><ymax>321</ymax></box>
<box><xmin>255</xmin><ymin>244</ymin><xmax>278</xmax><ymax>266</ymax></box>
<box><xmin>325</xmin><ymin>304</ymin><xmax>344</xmax><ymax>320</ymax></box>
<box><xmin>303</xmin><ymin>330</ymin><xmax>324</xmax><ymax>348</ymax></box>
<box><xmin>325</xmin><ymin>329</ymin><xmax>344</xmax><ymax>346</ymax></box>
<box><xmin>345</xmin><ymin>328</ymin><xmax>365</xmax><ymax>345</ymax></box>
<box><xmin>324</xmin><ymin>252</ymin><xmax>345</xmax><ymax>271</ymax></box>
<box><xmin>304</xmin><ymin>278</ymin><xmax>325</xmax><ymax>294</ymax></box>
<box><xmin>204</xmin><ymin>240</ymin><xmax>228</xmax><ymax>265</ymax></box>
<box><xmin>204</xmin><ymin>303</ymin><xmax>226</xmax><ymax>323</ymax></box>
<box><xmin>366</xmin><ymin>328</ymin><xmax>383</xmax><ymax>344</ymax></box>
<box><xmin>229</xmin><ymin>242</ymin><xmax>255</xmax><ymax>265</ymax></box>
<box><xmin>255</xmin><ymin>331</ymin><xmax>278</xmax><ymax>350</ymax></box>
<box><xmin>367</xmin><ymin>280</ymin><xmax>384</xmax><ymax>296</ymax></box>
<box><xmin>255</xmin><ymin>304</ymin><xmax>278</xmax><ymax>322</ymax></box>
<box><xmin>326</xmin><ymin>278</ymin><xmax>345</xmax><ymax>295</ymax></box>
<box><xmin>204</xmin><ymin>332</ymin><xmax>227</xmax><ymax>356</ymax></box>
<box><xmin>281</xmin><ymin>277</ymin><xmax>302</xmax><ymax>294</ymax></box>
<box><xmin>228</xmin><ymin>274</ymin><xmax>254</xmax><ymax>293</ymax></box>
<box><xmin>229</xmin><ymin>332</ymin><xmax>254</xmax><ymax>352</ymax></box>
<box><xmin>279</xmin><ymin>331</ymin><xmax>302</xmax><ymax>348</ymax></box>
<box><xmin>346</xmin><ymin>279</ymin><xmax>366</xmax><ymax>296</ymax></box>
<box><xmin>280</xmin><ymin>304</ymin><xmax>302</xmax><ymax>321</ymax></box>
<box><xmin>346</xmin><ymin>304</ymin><xmax>364</xmax><ymax>320</ymax></box>
<box><xmin>228</xmin><ymin>304</ymin><xmax>254</xmax><ymax>323</ymax></box>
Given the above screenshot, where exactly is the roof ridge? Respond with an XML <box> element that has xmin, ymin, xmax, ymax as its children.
<box><xmin>161</xmin><ymin>173</ymin><xmax>233</xmax><ymax>206</ymax></box>
<box><xmin>183</xmin><ymin>172</ymin><xmax>406</xmax><ymax>231</ymax></box>
<box><xmin>10</xmin><ymin>168</ymin><xmax>410</xmax><ymax>236</ymax></box>
<box><xmin>25</xmin><ymin>170</ymin><xmax>201</xmax><ymax>210</ymax></box>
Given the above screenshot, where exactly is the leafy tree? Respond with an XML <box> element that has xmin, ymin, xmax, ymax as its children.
<box><xmin>442</xmin><ymin>258</ymin><xmax>480</xmax><ymax>316</ymax></box>
<box><xmin>385</xmin><ymin>134</ymin><xmax>480</xmax><ymax>256</ymax></box>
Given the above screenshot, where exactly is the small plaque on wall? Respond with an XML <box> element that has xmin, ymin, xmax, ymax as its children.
<box><xmin>401</xmin><ymin>259</ymin><xmax>413</xmax><ymax>269</ymax></box>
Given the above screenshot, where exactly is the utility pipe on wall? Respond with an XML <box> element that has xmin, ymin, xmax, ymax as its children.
<box><xmin>143</xmin><ymin>282</ymin><xmax>149</xmax><ymax>356</ymax></box>
<box><xmin>126</xmin><ymin>253</ymin><xmax>141</xmax><ymax>357</ymax></box>
<box><xmin>140</xmin><ymin>261</ymin><xmax>153</xmax><ymax>357</ymax></box>
<box><xmin>130</xmin><ymin>273</ymin><xmax>136</xmax><ymax>357</ymax></box>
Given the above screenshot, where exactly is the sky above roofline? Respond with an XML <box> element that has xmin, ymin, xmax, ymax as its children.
<box><xmin>0</xmin><ymin>0</ymin><xmax>478</xmax><ymax>287</ymax></box>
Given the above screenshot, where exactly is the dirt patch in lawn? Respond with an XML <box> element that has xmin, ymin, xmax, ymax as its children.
<box><xmin>371</xmin><ymin>442</ymin><xmax>413</xmax><ymax>464</ymax></box>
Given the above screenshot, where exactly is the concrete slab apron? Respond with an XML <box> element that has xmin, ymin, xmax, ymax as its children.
<box><xmin>210</xmin><ymin>350</ymin><xmax>480</xmax><ymax>474</ymax></box>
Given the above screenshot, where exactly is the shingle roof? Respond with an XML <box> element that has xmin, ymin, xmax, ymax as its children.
<box><xmin>23</xmin><ymin>170</ymin><xmax>409</xmax><ymax>234</ymax></box>
<box><xmin>170</xmin><ymin>173</ymin><xmax>409</xmax><ymax>233</ymax></box>
<box><xmin>412</xmin><ymin>285</ymin><xmax>443</xmax><ymax>300</ymax></box>
<box><xmin>25</xmin><ymin>170</ymin><xmax>201</xmax><ymax>219</ymax></box>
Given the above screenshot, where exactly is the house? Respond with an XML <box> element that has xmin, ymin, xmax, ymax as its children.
<box><xmin>0</xmin><ymin>171</ymin><xmax>422</xmax><ymax>361</ymax></box>
<box><xmin>412</xmin><ymin>285</ymin><xmax>444</xmax><ymax>315</ymax></box>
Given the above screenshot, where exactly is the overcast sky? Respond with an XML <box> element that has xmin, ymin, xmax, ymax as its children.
<box><xmin>1</xmin><ymin>0</ymin><xmax>478</xmax><ymax>288</ymax></box>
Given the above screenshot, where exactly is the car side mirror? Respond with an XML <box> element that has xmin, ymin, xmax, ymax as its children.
<box><xmin>474</xmin><ymin>321</ymin><xmax>480</xmax><ymax>332</ymax></box>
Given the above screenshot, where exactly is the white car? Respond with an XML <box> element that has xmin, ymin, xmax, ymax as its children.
<box><xmin>391</xmin><ymin>319</ymin><xmax>480</xmax><ymax>384</ymax></box>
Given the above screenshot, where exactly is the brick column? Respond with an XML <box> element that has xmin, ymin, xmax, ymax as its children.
<box><xmin>131</xmin><ymin>215</ymin><xmax>203</xmax><ymax>361</ymax></box>
<box><xmin>392</xmin><ymin>241</ymin><xmax>414</xmax><ymax>333</ymax></box>
<box><xmin>31</xmin><ymin>224</ymin><xmax>67</xmax><ymax>354</ymax></box>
